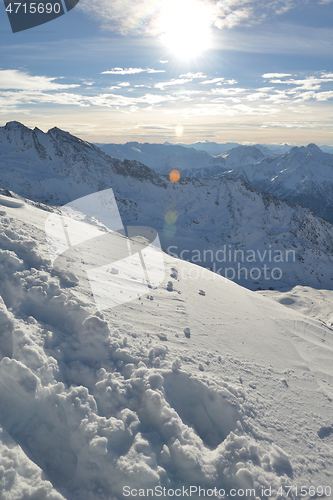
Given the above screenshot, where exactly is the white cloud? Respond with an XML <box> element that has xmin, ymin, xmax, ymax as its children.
<box><xmin>179</xmin><ymin>72</ymin><xmax>206</xmax><ymax>79</ymax></box>
<box><xmin>0</xmin><ymin>69</ymin><xmax>79</xmax><ymax>91</ymax></box>
<box><xmin>118</xmin><ymin>82</ymin><xmax>131</xmax><ymax>87</ymax></box>
<box><xmin>269</xmin><ymin>75</ymin><xmax>333</xmax><ymax>90</ymax></box>
<box><xmin>210</xmin><ymin>87</ymin><xmax>247</xmax><ymax>95</ymax></box>
<box><xmin>101</xmin><ymin>67</ymin><xmax>165</xmax><ymax>75</ymax></box>
<box><xmin>200</xmin><ymin>77</ymin><xmax>225</xmax><ymax>85</ymax></box>
<box><xmin>0</xmin><ymin>90</ymin><xmax>88</xmax><ymax>107</ymax></box>
<box><xmin>315</xmin><ymin>91</ymin><xmax>333</xmax><ymax>101</ymax></box>
<box><xmin>262</xmin><ymin>73</ymin><xmax>292</xmax><ymax>79</ymax></box>
<box><xmin>155</xmin><ymin>78</ymin><xmax>193</xmax><ymax>90</ymax></box>
<box><xmin>88</xmin><ymin>92</ymin><xmax>178</xmax><ymax>108</ymax></box>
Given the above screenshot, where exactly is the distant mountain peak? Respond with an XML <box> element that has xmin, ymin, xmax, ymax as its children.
<box><xmin>5</xmin><ymin>120</ymin><xmax>29</xmax><ymax>131</ymax></box>
<box><xmin>289</xmin><ymin>146</ymin><xmax>300</xmax><ymax>154</ymax></box>
<box><xmin>47</xmin><ymin>126</ymin><xmax>70</xmax><ymax>136</ymax></box>
<box><xmin>307</xmin><ymin>143</ymin><xmax>322</xmax><ymax>152</ymax></box>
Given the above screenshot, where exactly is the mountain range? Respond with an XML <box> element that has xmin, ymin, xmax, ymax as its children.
<box><xmin>95</xmin><ymin>141</ymin><xmax>281</xmax><ymax>178</ymax></box>
<box><xmin>1</xmin><ymin>121</ymin><xmax>333</xmax><ymax>291</ymax></box>
<box><xmin>224</xmin><ymin>143</ymin><xmax>333</xmax><ymax>224</ymax></box>
<box><xmin>96</xmin><ymin>139</ymin><xmax>333</xmax><ymax>224</ymax></box>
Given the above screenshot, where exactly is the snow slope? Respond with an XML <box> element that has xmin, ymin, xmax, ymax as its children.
<box><xmin>0</xmin><ymin>195</ymin><xmax>332</xmax><ymax>499</ymax></box>
<box><xmin>225</xmin><ymin>144</ymin><xmax>333</xmax><ymax>224</ymax></box>
<box><xmin>1</xmin><ymin>122</ymin><xmax>333</xmax><ymax>292</ymax></box>
<box><xmin>257</xmin><ymin>286</ymin><xmax>333</xmax><ymax>329</ymax></box>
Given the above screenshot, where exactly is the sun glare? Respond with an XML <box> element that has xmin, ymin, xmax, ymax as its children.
<box><xmin>159</xmin><ymin>0</ymin><xmax>213</xmax><ymax>59</ymax></box>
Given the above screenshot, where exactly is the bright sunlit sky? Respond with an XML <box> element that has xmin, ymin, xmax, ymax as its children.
<box><xmin>0</xmin><ymin>0</ymin><xmax>333</xmax><ymax>144</ymax></box>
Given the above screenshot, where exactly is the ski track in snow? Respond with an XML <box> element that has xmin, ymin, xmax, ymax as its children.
<box><xmin>0</xmin><ymin>200</ymin><xmax>332</xmax><ymax>499</ymax></box>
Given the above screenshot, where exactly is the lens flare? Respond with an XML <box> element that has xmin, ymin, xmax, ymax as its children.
<box><xmin>175</xmin><ymin>125</ymin><xmax>184</xmax><ymax>137</ymax></box>
<box><xmin>165</xmin><ymin>209</ymin><xmax>178</xmax><ymax>224</ymax></box>
<box><xmin>169</xmin><ymin>169</ymin><xmax>180</xmax><ymax>183</ymax></box>
<box><xmin>163</xmin><ymin>223</ymin><xmax>177</xmax><ymax>238</ymax></box>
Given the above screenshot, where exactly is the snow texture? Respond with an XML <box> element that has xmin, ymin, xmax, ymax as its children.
<box><xmin>0</xmin><ymin>196</ymin><xmax>332</xmax><ymax>499</ymax></box>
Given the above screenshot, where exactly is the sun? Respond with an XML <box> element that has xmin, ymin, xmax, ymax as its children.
<box><xmin>158</xmin><ymin>0</ymin><xmax>213</xmax><ymax>59</ymax></box>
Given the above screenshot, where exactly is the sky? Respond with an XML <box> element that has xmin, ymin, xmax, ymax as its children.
<box><xmin>0</xmin><ymin>0</ymin><xmax>333</xmax><ymax>145</ymax></box>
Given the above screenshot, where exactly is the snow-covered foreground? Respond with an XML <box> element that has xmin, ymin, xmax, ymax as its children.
<box><xmin>0</xmin><ymin>196</ymin><xmax>333</xmax><ymax>500</ymax></box>
<box><xmin>257</xmin><ymin>287</ymin><xmax>333</xmax><ymax>330</ymax></box>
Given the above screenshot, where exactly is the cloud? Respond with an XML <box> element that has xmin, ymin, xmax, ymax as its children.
<box><xmin>0</xmin><ymin>69</ymin><xmax>79</xmax><ymax>91</ymax></box>
<box><xmin>138</xmin><ymin>125</ymin><xmax>171</xmax><ymax>129</ymax></box>
<box><xmin>2</xmin><ymin>68</ymin><xmax>332</xmax><ymax>135</ymax></box>
<box><xmin>0</xmin><ymin>90</ymin><xmax>89</xmax><ymax>108</ymax></box>
<box><xmin>268</xmin><ymin>75</ymin><xmax>333</xmax><ymax>91</ymax></box>
<box><xmin>179</xmin><ymin>72</ymin><xmax>206</xmax><ymax>79</ymax></box>
<box><xmin>154</xmin><ymin>78</ymin><xmax>193</xmax><ymax>90</ymax></box>
<box><xmin>101</xmin><ymin>67</ymin><xmax>165</xmax><ymax>75</ymax></box>
<box><xmin>315</xmin><ymin>91</ymin><xmax>333</xmax><ymax>101</ymax></box>
<box><xmin>200</xmin><ymin>77</ymin><xmax>225</xmax><ymax>85</ymax></box>
<box><xmin>88</xmin><ymin>93</ymin><xmax>178</xmax><ymax>108</ymax></box>
<box><xmin>79</xmin><ymin>0</ymin><xmax>330</xmax><ymax>35</ymax></box>
<box><xmin>262</xmin><ymin>73</ymin><xmax>292</xmax><ymax>79</ymax></box>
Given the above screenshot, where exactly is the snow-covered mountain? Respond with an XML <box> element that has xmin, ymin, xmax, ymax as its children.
<box><xmin>218</xmin><ymin>145</ymin><xmax>272</xmax><ymax>168</ymax></box>
<box><xmin>225</xmin><ymin>143</ymin><xmax>333</xmax><ymax>224</ymax></box>
<box><xmin>96</xmin><ymin>138</ymin><xmax>333</xmax><ymax>225</ymax></box>
<box><xmin>95</xmin><ymin>142</ymin><xmax>280</xmax><ymax>179</ymax></box>
<box><xmin>1</xmin><ymin>121</ymin><xmax>333</xmax><ymax>292</ymax></box>
<box><xmin>176</xmin><ymin>140</ymin><xmax>240</xmax><ymax>155</ymax></box>
<box><xmin>320</xmin><ymin>144</ymin><xmax>333</xmax><ymax>154</ymax></box>
<box><xmin>178</xmin><ymin>141</ymin><xmax>293</xmax><ymax>157</ymax></box>
<box><xmin>95</xmin><ymin>141</ymin><xmax>228</xmax><ymax>178</ymax></box>
<box><xmin>0</xmin><ymin>192</ymin><xmax>332</xmax><ymax>500</ymax></box>
<box><xmin>96</xmin><ymin>139</ymin><xmax>333</xmax><ymax>225</ymax></box>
